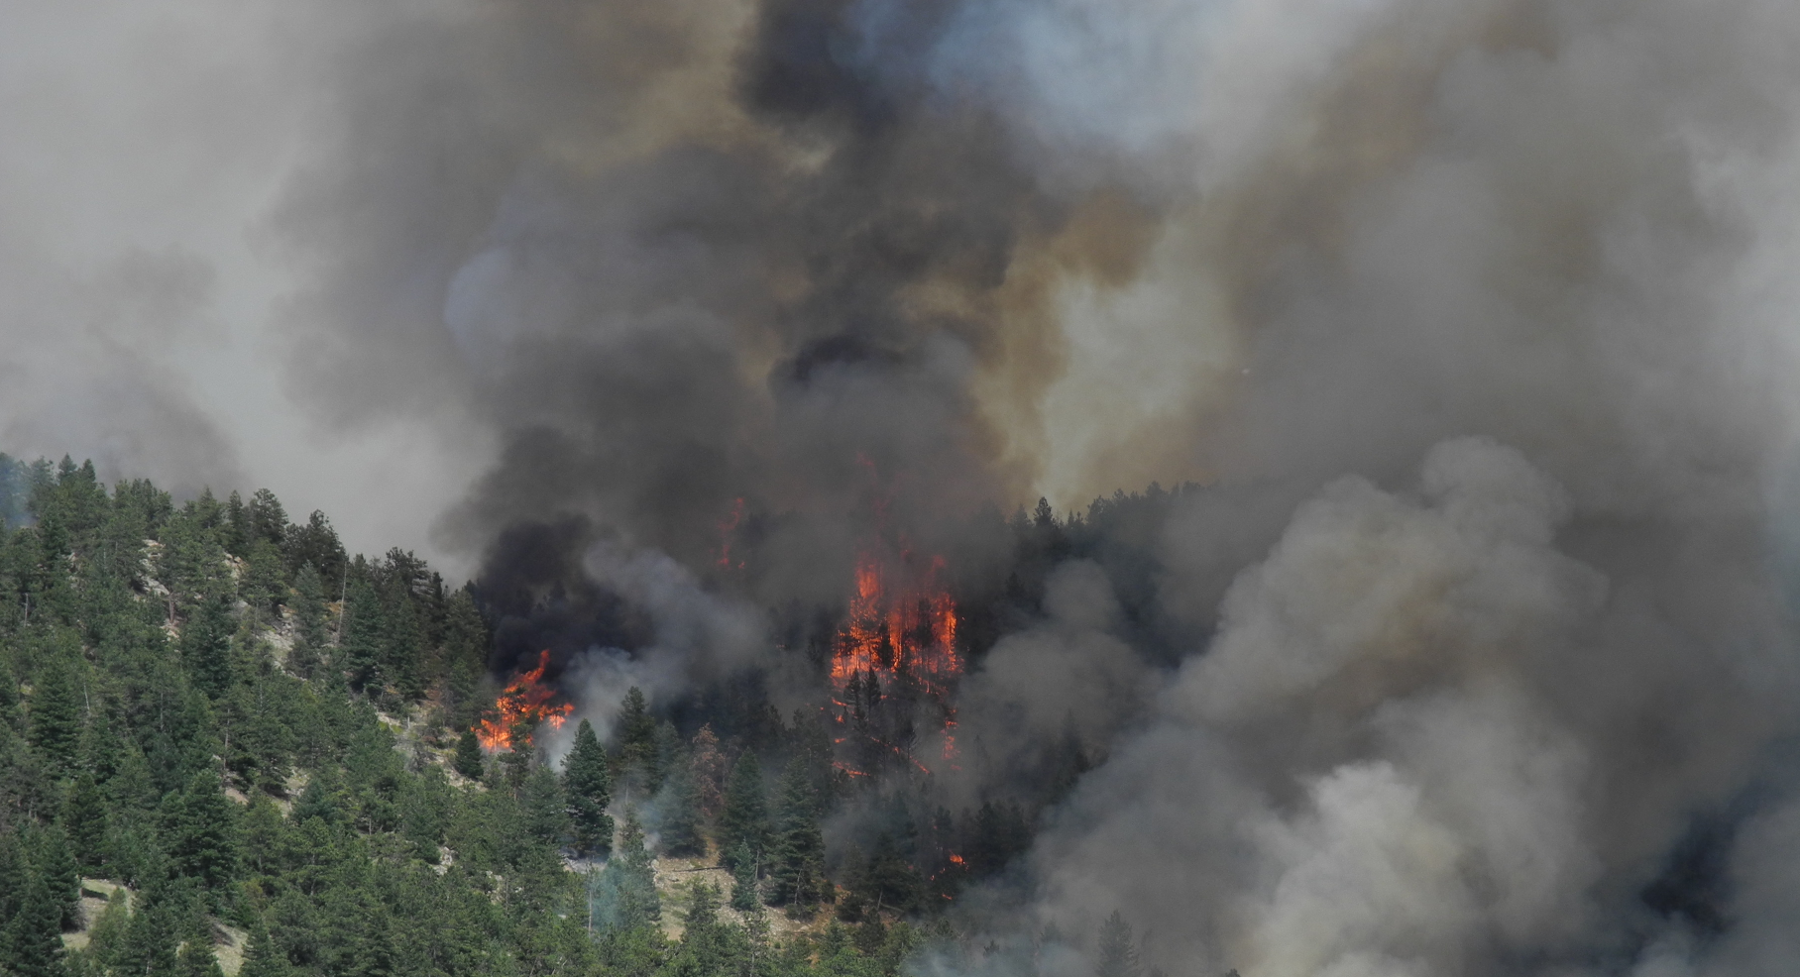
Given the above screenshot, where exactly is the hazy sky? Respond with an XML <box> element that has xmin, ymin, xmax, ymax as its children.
<box><xmin>0</xmin><ymin>1</ymin><xmax>491</xmax><ymax>575</ymax></box>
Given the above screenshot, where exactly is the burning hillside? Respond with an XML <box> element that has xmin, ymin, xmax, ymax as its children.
<box><xmin>827</xmin><ymin>543</ymin><xmax>963</xmax><ymax>778</ymax></box>
<box><xmin>475</xmin><ymin>649</ymin><xmax>573</xmax><ymax>751</ymax></box>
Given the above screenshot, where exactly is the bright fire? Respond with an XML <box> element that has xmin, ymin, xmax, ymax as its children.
<box><xmin>475</xmin><ymin>650</ymin><xmax>574</xmax><ymax>751</ymax></box>
<box><xmin>828</xmin><ymin>545</ymin><xmax>962</xmax><ymax>776</ymax></box>
<box><xmin>830</xmin><ymin>551</ymin><xmax>960</xmax><ymax>695</ymax></box>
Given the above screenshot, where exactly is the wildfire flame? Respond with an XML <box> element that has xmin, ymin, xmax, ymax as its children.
<box><xmin>828</xmin><ymin>544</ymin><xmax>962</xmax><ymax>776</ymax></box>
<box><xmin>715</xmin><ymin>497</ymin><xmax>747</xmax><ymax>571</ymax></box>
<box><xmin>830</xmin><ymin>551</ymin><xmax>960</xmax><ymax>694</ymax></box>
<box><xmin>475</xmin><ymin>650</ymin><xmax>574</xmax><ymax>751</ymax></box>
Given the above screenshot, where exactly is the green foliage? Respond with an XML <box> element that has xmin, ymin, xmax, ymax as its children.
<box><xmin>729</xmin><ymin>844</ymin><xmax>761</xmax><ymax>911</ymax></box>
<box><xmin>0</xmin><ymin>454</ymin><xmax>974</xmax><ymax>977</ymax></box>
<box><xmin>452</xmin><ymin>728</ymin><xmax>485</xmax><ymax>781</ymax></box>
<box><xmin>768</xmin><ymin>758</ymin><xmax>829</xmax><ymax>909</ymax></box>
<box><xmin>656</xmin><ymin>754</ymin><xmax>704</xmax><ymax>858</ymax></box>
<box><xmin>338</xmin><ymin>579</ymin><xmax>385</xmax><ymax>694</ymax></box>
<box><xmin>593</xmin><ymin>813</ymin><xmax>660</xmax><ymax>932</ymax></box>
<box><xmin>561</xmin><ymin>719</ymin><xmax>613</xmax><ymax>857</ymax></box>
<box><xmin>614</xmin><ymin>687</ymin><xmax>657</xmax><ymax>794</ymax></box>
<box><xmin>159</xmin><ymin>769</ymin><xmax>240</xmax><ymax>903</ymax></box>
<box><xmin>288</xmin><ymin>565</ymin><xmax>328</xmax><ymax>681</ymax></box>
<box><xmin>719</xmin><ymin>752</ymin><xmax>770</xmax><ymax>870</ymax></box>
<box><xmin>28</xmin><ymin>657</ymin><xmax>83</xmax><ymax>775</ymax></box>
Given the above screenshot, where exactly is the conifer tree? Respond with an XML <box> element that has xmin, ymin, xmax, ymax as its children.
<box><xmin>161</xmin><ymin>769</ymin><xmax>240</xmax><ymax>901</ymax></box>
<box><xmin>62</xmin><ymin>772</ymin><xmax>108</xmax><ymax>872</ymax></box>
<box><xmin>561</xmin><ymin>719</ymin><xmax>613</xmax><ymax>857</ymax></box>
<box><xmin>287</xmin><ymin>564</ymin><xmax>328</xmax><ymax>680</ymax></box>
<box><xmin>452</xmin><ymin>728</ymin><xmax>485</xmax><ymax>781</ymax></box>
<box><xmin>339</xmin><ymin>578</ymin><xmax>385</xmax><ymax>693</ymax></box>
<box><xmin>379</xmin><ymin>588</ymin><xmax>424</xmax><ymax>701</ymax></box>
<box><xmin>441</xmin><ymin>589</ymin><xmax>487</xmax><ymax>727</ymax></box>
<box><xmin>181</xmin><ymin>591</ymin><xmax>236</xmax><ymax>699</ymax></box>
<box><xmin>27</xmin><ymin>660</ymin><xmax>81</xmax><ymax>774</ymax></box>
<box><xmin>224</xmin><ymin>491</ymin><xmax>249</xmax><ymax>558</ymax></box>
<box><xmin>719</xmin><ymin>752</ymin><xmax>770</xmax><ymax>871</ymax></box>
<box><xmin>615</xmin><ymin>687</ymin><xmax>656</xmax><ymax>791</ymax></box>
<box><xmin>729</xmin><ymin>844</ymin><xmax>760</xmax><ymax>911</ymax></box>
<box><xmin>595</xmin><ymin>813</ymin><xmax>660</xmax><ymax>930</ymax></box>
<box><xmin>1095</xmin><ymin>911</ymin><xmax>1141</xmax><ymax>977</ymax></box>
<box><xmin>521</xmin><ymin>767</ymin><xmax>570</xmax><ymax>848</ymax></box>
<box><xmin>657</xmin><ymin>756</ymin><xmax>704</xmax><ymax>857</ymax></box>
<box><xmin>4</xmin><ymin>867</ymin><xmax>67</xmax><ymax>977</ymax></box>
<box><xmin>242</xmin><ymin>540</ymin><xmax>286</xmax><ymax>623</ymax></box>
<box><xmin>116</xmin><ymin>883</ymin><xmax>180</xmax><ymax>977</ymax></box>
<box><xmin>177</xmin><ymin>938</ymin><xmax>225</xmax><ymax>977</ymax></box>
<box><xmin>768</xmin><ymin>757</ymin><xmax>829</xmax><ymax>908</ymax></box>
<box><xmin>237</xmin><ymin>926</ymin><xmax>289</xmax><ymax>977</ymax></box>
<box><xmin>33</xmin><ymin>826</ymin><xmax>81</xmax><ymax>932</ymax></box>
<box><xmin>246</xmin><ymin>489</ymin><xmax>287</xmax><ymax>550</ymax></box>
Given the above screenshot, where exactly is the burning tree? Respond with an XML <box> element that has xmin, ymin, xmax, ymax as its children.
<box><xmin>828</xmin><ymin>544</ymin><xmax>963</xmax><ymax>780</ymax></box>
<box><xmin>475</xmin><ymin>650</ymin><xmax>573</xmax><ymax>751</ymax></box>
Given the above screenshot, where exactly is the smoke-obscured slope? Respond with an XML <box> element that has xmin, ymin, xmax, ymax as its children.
<box><xmin>270</xmin><ymin>0</ymin><xmax>1800</xmax><ymax>975</ymax></box>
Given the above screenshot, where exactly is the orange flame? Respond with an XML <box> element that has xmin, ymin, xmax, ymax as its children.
<box><xmin>830</xmin><ymin>551</ymin><xmax>960</xmax><ymax>696</ymax></box>
<box><xmin>475</xmin><ymin>650</ymin><xmax>574</xmax><ymax>751</ymax></box>
<box><xmin>827</xmin><ymin>543</ymin><xmax>962</xmax><ymax>776</ymax></box>
<box><xmin>715</xmin><ymin>498</ymin><xmax>747</xmax><ymax>571</ymax></box>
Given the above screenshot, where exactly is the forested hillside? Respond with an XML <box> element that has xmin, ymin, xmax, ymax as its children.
<box><xmin>0</xmin><ymin>455</ymin><xmax>1031</xmax><ymax>977</ymax></box>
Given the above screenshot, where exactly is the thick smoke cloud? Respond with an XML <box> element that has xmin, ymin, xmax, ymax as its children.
<box><xmin>36</xmin><ymin>0</ymin><xmax>1800</xmax><ymax>973</ymax></box>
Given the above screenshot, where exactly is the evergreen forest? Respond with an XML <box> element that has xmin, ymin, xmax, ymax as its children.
<box><xmin>0</xmin><ymin>455</ymin><xmax>1166</xmax><ymax>977</ymax></box>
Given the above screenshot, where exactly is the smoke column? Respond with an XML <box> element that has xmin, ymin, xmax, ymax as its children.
<box><xmin>34</xmin><ymin>0</ymin><xmax>1800</xmax><ymax>973</ymax></box>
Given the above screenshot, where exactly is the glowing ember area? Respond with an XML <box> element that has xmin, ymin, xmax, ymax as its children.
<box><xmin>475</xmin><ymin>650</ymin><xmax>574</xmax><ymax>751</ymax></box>
<box><xmin>828</xmin><ymin>546</ymin><xmax>963</xmax><ymax>777</ymax></box>
<box><xmin>715</xmin><ymin>497</ymin><xmax>747</xmax><ymax>571</ymax></box>
<box><xmin>830</xmin><ymin>551</ymin><xmax>960</xmax><ymax>695</ymax></box>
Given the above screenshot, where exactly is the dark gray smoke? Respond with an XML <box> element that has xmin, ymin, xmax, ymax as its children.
<box><xmin>53</xmin><ymin>0</ymin><xmax>1800</xmax><ymax>973</ymax></box>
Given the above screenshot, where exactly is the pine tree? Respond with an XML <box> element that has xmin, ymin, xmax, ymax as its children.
<box><xmin>440</xmin><ymin>589</ymin><xmax>487</xmax><ymax>728</ymax></box>
<box><xmin>242</xmin><ymin>540</ymin><xmax>287</xmax><ymax>623</ymax></box>
<box><xmin>237</xmin><ymin>926</ymin><xmax>289</xmax><ymax>977</ymax></box>
<box><xmin>177</xmin><ymin>938</ymin><xmax>224</xmax><ymax>977</ymax></box>
<box><xmin>62</xmin><ymin>772</ymin><xmax>109</xmax><ymax>872</ymax></box>
<box><xmin>657</xmin><ymin>756</ymin><xmax>704</xmax><ymax>857</ymax></box>
<box><xmin>33</xmin><ymin>826</ymin><xmax>81</xmax><ymax>932</ymax></box>
<box><xmin>561</xmin><ymin>719</ymin><xmax>613</xmax><ymax>857</ymax></box>
<box><xmin>1095</xmin><ymin>911</ymin><xmax>1141</xmax><ymax>977</ymax></box>
<box><xmin>339</xmin><ymin>578</ymin><xmax>385</xmax><ymax>693</ymax></box>
<box><xmin>729</xmin><ymin>844</ymin><xmax>760</xmax><ymax>910</ymax></box>
<box><xmin>521</xmin><ymin>767</ymin><xmax>570</xmax><ymax>848</ymax></box>
<box><xmin>27</xmin><ymin>660</ymin><xmax>82</xmax><ymax>775</ymax></box>
<box><xmin>615</xmin><ymin>687</ymin><xmax>656</xmax><ymax>792</ymax></box>
<box><xmin>378</xmin><ymin>588</ymin><xmax>423</xmax><ymax>701</ymax></box>
<box><xmin>224</xmin><ymin>492</ymin><xmax>249</xmax><ymax>558</ymax></box>
<box><xmin>595</xmin><ymin>813</ymin><xmax>660</xmax><ymax>930</ymax></box>
<box><xmin>452</xmin><ymin>728</ymin><xmax>485</xmax><ymax>781</ymax></box>
<box><xmin>181</xmin><ymin>591</ymin><xmax>236</xmax><ymax>699</ymax></box>
<box><xmin>286</xmin><ymin>564</ymin><xmax>328</xmax><ymax>679</ymax></box>
<box><xmin>855</xmin><ymin>831</ymin><xmax>922</xmax><ymax>916</ymax></box>
<box><xmin>116</xmin><ymin>882</ymin><xmax>181</xmax><ymax>977</ymax></box>
<box><xmin>4</xmin><ymin>867</ymin><xmax>67</xmax><ymax>977</ymax></box>
<box><xmin>161</xmin><ymin>769</ymin><xmax>240</xmax><ymax>900</ymax></box>
<box><xmin>768</xmin><ymin>757</ymin><xmax>828</xmax><ymax>908</ymax></box>
<box><xmin>719</xmin><ymin>752</ymin><xmax>770</xmax><ymax>870</ymax></box>
<box><xmin>245</xmin><ymin>489</ymin><xmax>287</xmax><ymax>550</ymax></box>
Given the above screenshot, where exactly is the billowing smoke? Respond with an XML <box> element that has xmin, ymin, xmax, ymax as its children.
<box><xmin>285</xmin><ymin>0</ymin><xmax>1800</xmax><ymax>972</ymax></box>
<box><xmin>23</xmin><ymin>0</ymin><xmax>1800</xmax><ymax>972</ymax></box>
